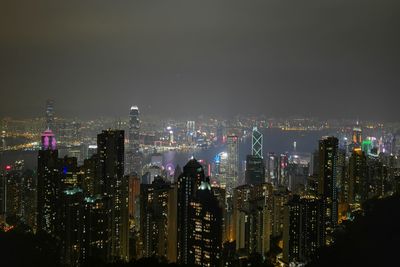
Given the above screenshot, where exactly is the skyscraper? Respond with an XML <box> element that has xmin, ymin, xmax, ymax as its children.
<box><xmin>267</xmin><ymin>153</ymin><xmax>279</xmax><ymax>185</ymax></box>
<box><xmin>348</xmin><ymin>148</ymin><xmax>367</xmax><ymax>204</ymax></box>
<box><xmin>352</xmin><ymin>126</ymin><xmax>362</xmax><ymax>145</ymax></box>
<box><xmin>318</xmin><ymin>136</ymin><xmax>338</xmax><ymax>243</ymax></box>
<box><xmin>127</xmin><ymin>106</ymin><xmax>142</xmax><ymax>176</ymax></box>
<box><xmin>233</xmin><ymin>183</ymin><xmax>272</xmax><ymax>258</ymax></box>
<box><xmin>245</xmin><ymin>155</ymin><xmax>265</xmax><ymax>185</ymax></box>
<box><xmin>190</xmin><ymin>181</ymin><xmax>223</xmax><ymax>267</ymax></box>
<box><xmin>58</xmin><ymin>187</ymin><xmax>84</xmax><ymax>266</ymax></box>
<box><xmin>252</xmin><ymin>127</ymin><xmax>263</xmax><ymax>158</ymax></box>
<box><xmin>81</xmin><ymin>195</ymin><xmax>112</xmax><ymax>263</ymax></box>
<box><xmin>140</xmin><ymin>176</ymin><xmax>176</xmax><ymax>261</ymax></box>
<box><xmin>186</xmin><ymin>120</ymin><xmax>196</xmax><ymax>143</ymax></box>
<box><xmin>177</xmin><ymin>159</ymin><xmax>222</xmax><ymax>266</ymax></box>
<box><xmin>226</xmin><ymin>135</ymin><xmax>239</xmax><ymax>193</ymax></box>
<box><xmin>177</xmin><ymin>159</ymin><xmax>205</xmax><ymax>264</ymax></box>
<box><xmin>283</xmin><ymin>195</ymin><xmax>325</xmax><ymax>264</ymax></box>
<box><xmin>97</xmin><ymin>130</ymin><xmax>129</xmax><ymax>261</ymax></box>
<box><xmin>45</xmin><ymin>99</ymin><xmax>55</xmax><ymax>131</ymax></box>
<box><xmin>37</xmin><ymin>129</ymin><xmax>60</xmax><ymax>235</ymax></box>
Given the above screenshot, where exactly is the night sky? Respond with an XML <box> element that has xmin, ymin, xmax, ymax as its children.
<box><xmin>1</xmin><ymin>0</ymin><xmax>399</xmax><ymax>120</ymax></box>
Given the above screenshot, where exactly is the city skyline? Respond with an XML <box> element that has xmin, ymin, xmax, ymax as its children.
<box><xmin>1</xmin><ymin>1</ymin><xmax>400</xmax><ymax>266</ymax></box>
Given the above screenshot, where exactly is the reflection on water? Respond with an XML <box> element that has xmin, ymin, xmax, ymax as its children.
<box><xmin>162</xmin><ymin>128</ymin><xmax>334</xmax><ymax>168</ymax></box>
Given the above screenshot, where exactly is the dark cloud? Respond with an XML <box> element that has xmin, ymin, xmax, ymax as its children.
<box><xmin>1</xmin><ymin>0</ymin><xmax>399</xmax><ymax>120</ymax></box>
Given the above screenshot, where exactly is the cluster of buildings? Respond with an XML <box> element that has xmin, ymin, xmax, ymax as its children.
<box><xmin>1</xmin><ymin>102</ymin><xmax>400</xmax><ymax>267</ymax></box>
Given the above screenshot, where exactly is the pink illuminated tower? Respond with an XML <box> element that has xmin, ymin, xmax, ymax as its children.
<box><xmin>41</xmin><ymin>129</ymin><xmax>57</xmax><ymax>150</ymax></box>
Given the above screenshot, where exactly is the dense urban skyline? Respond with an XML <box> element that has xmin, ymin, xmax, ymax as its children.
<box><xmin>1</xmin><ymin>0</ymin><xmax>399</xmax><ymax>120</ymax></box>
<box><xmin>1</xmin><ymin>1</ymin><xmax>400</xmax><ymax>266</ymax></box>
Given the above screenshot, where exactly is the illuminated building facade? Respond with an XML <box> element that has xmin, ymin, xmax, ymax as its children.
<box><xmin>140</xmin><ymin>176</ymin><xmax>176</xmax><ymax>261</ymax></box>
<box><xmin>318</xmin><ymin>136</ymin><xmax>338</xmax><ymax>242</ymax></box>
<box><xmin>97</xmin><ymin>130</ymin><xmax>129</xmax><ymax>261</ymax></box>
<box><xmin>81</xmin><ymin>195</ymin><xmax>111</xmax><ymax>263</ymax></box>
<box><xmin>271</xmin><ymin>186</ymin><xmax>290</xmax><ymax>238</ymax></box>
<box><xmin>37</xmin><ymin>129</ymin><xmax>60</xmax><ymax>235</ymax></box>
<box><xmin>186</xmin><ymin>120</ymin><xmax>196</xmax><ymax>143</ymax></box>
<box><xmin>3</xmin><ymin>169</ymin><xmax>23</xmax><ymax>220</ymax></box>
<box><xmin>128</xmin><ymin>174</ymin><xmax>140</xmax><ymax>225</ymax></box>
<box><xmin>283</xmin><ymin>195</ymin><xmax>325</xmax><ymax>264</ymax></box>
<box><xmin>177</xmin><ymin>159</ymin><xmax>222</xmax><ymax>266</ymax></box>
<box><xmin>278</xmin><ymin>154</ymin><xmax>289</xmax><ymax>186</ymax></box>
<box><xmin>45</xmin><ymin>99</ymin><xmax>55</xmax><ymax>131</ymax></box>
<box><xmin>267</xmin><ymin>152</ymin><xmax>279</xmax><ymax>185</ymax></box>
<box><xmin>352</xmin><ymin>126</ymin><xmax>362</xmax><ymax>145</ymax></box>
<box><xmin>233</xmin><ymin>183</ymin><xmax>272</xmax><ymax>258</ymax></box>
<box><xmin>58</xmin><ymin>187</ymin><xmax>84</xmax><ymax>266</ymax></box>
<box><xmin>127</xmin><ymin>106</ymin><xmax>142</xmax><ymax>176</ymax></box>
<box><xmin>177</xmin><ymin>159</ymin><xmax>205</xmax><ymax>264</ymax></box>
<box><xmin>348</xmin><ymin>148</ymin><xmax>367</xmax><ymax>204</ymax></box>
<box><xmin>251</xmin><ymin>127</ymin><xmax>263</xmax><ymax>158</ymax></box>
<box><xmin>226</xmin><ymin>135</ymin><xmax>239</xmax><ymax>193</ymax></box>
<box><xmin>189</xmin><ymin>181</ymin><xmax>223</xmax><ymax>267</ymax></box>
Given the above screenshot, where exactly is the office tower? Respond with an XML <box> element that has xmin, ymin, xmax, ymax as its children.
<box><xmin>127</xmin><ymin>106</ymin><xmax>142</xmax><ymax>176</ymax></box>
<box><xmin>252</xmin><ymin>127</ymin><xmax>263</xmax><ymax>158</ymax></box>
<box><xmin>45</xmin><ymin>99</ymin><xmax>55</xmax><ymax>131</ymax></box>
<box><xmin>215</xmin><ymin>152</ymin><xmax>228</xmax><ymax>187</ymax></box>
<box><xmin>186</xmin><ymin>120</ymin><xmax>196</xmax><ymax>143</ymax></box>
<box><xmin>348</xmin><ymin>148</ymin><xmax>367</xmax><ymax>204</ymax></box>
<box><xmin>283</xmin><ymin>195</ymin><xmax>325</xmax><ymax>264</ymax></box>
<box><xmin>267</xmin><ymin>153</ymin><xmax>279</xmax><ymax>185</ymax></box>
<box><xmin>140</xmin><ymin>176</ymin><xmax>176</xmax><ymax>261</ymax></box>
<box><xmin>58</xmin><ymin>187</ymin><xmax>84</xmax><ymax>266</ymax></box>
<box><xmin>97</xmin><ymin>130</ymin><xmax>129</xmax><ymax>261</ymax></box>
<box><xmin>37</xmin><ymin>129</ymin><xmax>60</xmax><ymax>235</ymax></box>
<box><xmin>278</xmin><ymin>154</ymin><xmax>289</xmax><ymax>186</ymax></box>
<box><xmin>233</xmin><ymin>183</ymin><xmax>272</xmax><ymax>258</ymax></box>
<box><xmin>216</xmin><ymin>122</ymin><xmax>226</xmax><ymax>145</ymax></box>
<box><xmin>245</xmin><ymin>155</ymin><xmax>265</xmax><ymax>185</ymax></box>
<box><xmin>318</xmin><ymin>136</ymin><xmax>339</xmax><ymax>242</ymax></box>
<box><xmin>226</xmin><ymin>135</ymin><xmax>239</xmax><ymax>193</ymax></box>
<box><xmin>177</xmin><ymin>159</ymin><xmax>222</xmax><ymax>266</ymax></box>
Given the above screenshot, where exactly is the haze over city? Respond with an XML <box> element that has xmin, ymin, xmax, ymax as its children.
<box><xmin>1</xmin><ymin>0</ymin><xmax>399</xmax><ymax>120</ymax></box>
